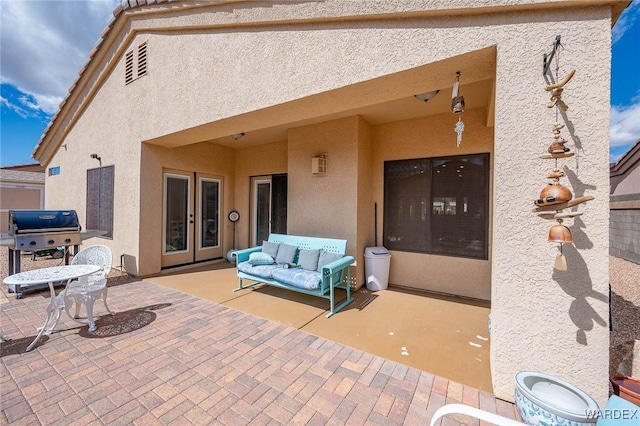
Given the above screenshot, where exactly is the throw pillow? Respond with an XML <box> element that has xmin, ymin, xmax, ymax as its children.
<box><xmin>317</xmin><ymin>250</ymin><xmax>343</xmax><ymax>272</ymax></box>
<box><xmin>248</xmin><ymin>252</ymin><xmax>275</xmax><ymax>265</ymax></box>
<box><xmin>298</xmin><ymin>249</ymin><xmax>321</xmax><ymax>271</ymax></box>
<box><xmin>275</xmin><ymin>243</ymin><xmax>297</xmax><ymax>264</ymax></box>
<box><xmin>262</xmin><ymin>241</ymin><xmax>280</xmax><ymax>258</ymax></box>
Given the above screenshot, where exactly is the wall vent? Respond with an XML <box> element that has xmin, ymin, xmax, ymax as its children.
<box><xmin>125</xmin><ymin>41</ymin><xmax>148</xmax><ymax>85</ymax></box>
<box><xmin>125</xmin><ymin>51</ymin><xmax>134</xmax><ymax>84</ymax></box>
<box><xmin>137</xmin><ymin>42</ymin><xmax>147</xmax><ymax>77</ymax></box>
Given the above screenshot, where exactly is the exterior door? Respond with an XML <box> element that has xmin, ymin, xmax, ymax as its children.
<box><xmin>195</xmin><ymin>175</ymin><xmax>223</xmax><ymax>261</ymax></box>
<box><xmin>162</xmin><ymin>170</ymin><xmax>223</xmax><ymax>268</ymax></box>
<box><xmin>251</xmin><ymin>174</ymin><xmax>287</xmax><ymax>246</ymax></box>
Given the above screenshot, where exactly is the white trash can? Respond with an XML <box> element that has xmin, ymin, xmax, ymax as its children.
<box><xmin>364</xmin><ymin>246</ymin><xmax>391</xmax><ymax>291</ymax></box>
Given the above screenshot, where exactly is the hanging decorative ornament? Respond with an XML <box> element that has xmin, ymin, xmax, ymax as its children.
<box><xmin>549</xmin><ymin>219</ymin><xmax>572</xmax><ymax>271</ymax></box>
<box><xmin>548</xmin><ymin>122</ymin><xmax>570</xmax><ymax>154</ymax></box>
<box><xmin>455</xmin><ymin>117</ymin><xmax>465</xmax><ymax>148</ymax></box>
<box><xmin>451</xmin><ymin>71</ymin><xmax>465</xmax><ymax>147</ymax></box>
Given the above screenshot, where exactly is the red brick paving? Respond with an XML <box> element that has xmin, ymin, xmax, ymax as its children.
<box><xmin>1</xmin><ymin>279</ymin><xmax>517</xmax><ymax>425</ymax></box>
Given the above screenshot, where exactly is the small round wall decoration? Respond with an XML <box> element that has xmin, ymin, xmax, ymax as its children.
<box><xmin>228</xmin><ymin>210</ymin><xmax>240</xmax><ymax>222</ymax></box>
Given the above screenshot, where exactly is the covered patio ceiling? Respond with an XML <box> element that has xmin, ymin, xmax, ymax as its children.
<box><xmin>145</xmin><ymin>46</ymin><xmax>496</xmax><ymax>149</ymax></box>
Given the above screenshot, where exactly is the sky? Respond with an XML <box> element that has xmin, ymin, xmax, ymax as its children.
<box><xmin>1</xmin><ymin>0</ymin><xmax>639</xmax><ymax>167</ymax></box>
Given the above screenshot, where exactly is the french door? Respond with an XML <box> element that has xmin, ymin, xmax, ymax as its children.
<box><xmin>162</xmin><ymin>170</ymin><xmax>223</xmax><ymax>268</ymax></box>
<box><xmin>251</xmin><ymin>174</ymin><xmax>287</xmax><ymax>246</ymax></box>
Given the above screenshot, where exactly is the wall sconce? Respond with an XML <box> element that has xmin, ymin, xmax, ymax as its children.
<box><xmin>90</xmin><ymin>153</ymin><xmax>102</xmax><ymax>167</ymax></box>
<box><xmin>232</xmin><ymin>132</ymin><xmax>245</xmax><ymax>140</ymax></box>
<box><xmin>414</xmin><ymin>90</ymin><xmax>439</xmax><ymax>103</ymax></box>
<box><xmin>311</xmin><ymin>153</ymin><xmax>327</xmax><ymax>176</ymax></box>
<box><xmin>452</xmin><ymin>71</ymin><xmax>465</xmax><ymax>148</ymax></box>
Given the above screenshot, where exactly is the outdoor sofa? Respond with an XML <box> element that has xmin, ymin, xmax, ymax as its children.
<box><xmin>232</xmin><ymin>234</ymin><xmax>355</xmax><ymax>317</ymax></box>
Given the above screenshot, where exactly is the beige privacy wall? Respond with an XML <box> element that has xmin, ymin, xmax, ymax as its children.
<box><xmin>37</xmin><ymin>0</ymin><xmax>618</xmax><ymax>404</ymax></box>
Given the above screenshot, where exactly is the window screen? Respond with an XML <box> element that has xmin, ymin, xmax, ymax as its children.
<box><xmin>384</xmin><ymin>154</ymin><xmax>489</xmax><ymax>259</ymax></box>
<box><xmin>86</xmin><ymin>165</ymin><xmax>115</xmax><ymax>239</ymax></box>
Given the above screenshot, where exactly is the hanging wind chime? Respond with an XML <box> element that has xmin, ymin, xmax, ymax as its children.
<box><xmin>533</xmin><ymin>36</ymin><xmax>593</xmax><ymax>271</ymax></box>
<box><xmin>452</xmin><ymin>71</ymin><xmax>465</xmax><ymax>147</ymax></box>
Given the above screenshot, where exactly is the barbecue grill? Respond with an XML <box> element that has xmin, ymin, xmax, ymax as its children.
<box><xmin>4</xmin><ymin>210</ymin><xmax>82</xmax><ymax>297</ymax></box>
<box><xmin>8</xmin><ymin>210</ymin><xmax>81</xmax><ymax>250</ymax></box>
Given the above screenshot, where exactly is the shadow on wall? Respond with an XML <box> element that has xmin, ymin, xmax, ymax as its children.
<box><xmin>552</xmin><ymin>244</ymin><xmax>607</xmax><ymax>345</ymax></box>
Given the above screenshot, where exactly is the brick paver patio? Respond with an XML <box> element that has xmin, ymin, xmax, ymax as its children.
<box><xmin>1</xmin><ymin>278</ymin><xmax>517</xmax><ymax>425</ymax></box>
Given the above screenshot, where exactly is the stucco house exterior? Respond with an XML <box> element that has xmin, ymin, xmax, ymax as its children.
<box><xmin>0</xmin><ymin>163</ymin><xmax>45</xmax><ymax>234</ymax></box>
<box><xmin>32</xmin><ymin>0</ymin><xmax>629</xmax><ymax>403</ymax></box>
<box><xmin>610</xmin><ymin>140</ymin><xmax>640</xmax><ymax>263</ymax></box>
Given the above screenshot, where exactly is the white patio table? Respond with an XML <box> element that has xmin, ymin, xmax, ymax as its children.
<box><xmin>3</xmin><ymin>264</ymin><xmax>101</xmax><ymax>351</ymax></box>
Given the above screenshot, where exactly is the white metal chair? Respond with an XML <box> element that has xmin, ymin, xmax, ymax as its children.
<box><xmin>63</xmin><ymin>245</ymin><xmax>115</xmax><ymax>332</ymax></box>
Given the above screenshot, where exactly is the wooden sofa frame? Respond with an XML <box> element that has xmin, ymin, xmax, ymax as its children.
<box><xmin>232</xmin><ymin>234</ymin><xmax>355</xmax><ymax>317</ymax></box>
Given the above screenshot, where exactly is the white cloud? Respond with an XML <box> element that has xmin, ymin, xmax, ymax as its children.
<box><xmin>612</xmin><ymin>0</ymin><xmax>640</xmax><ymax>43</ymax></box>
<box><xmin>610</xmin><ymin>100</ymin><xmax>640</xmax><ymax>153</ymax></box>
<box><xmin>0</xmin><ymin>0</ymin><xmax>118</xmax><ymax>115</ymax></box>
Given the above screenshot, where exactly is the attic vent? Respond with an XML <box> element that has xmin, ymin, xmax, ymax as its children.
<box><xmin>125</xmin><ymin>41</ymin><xmax>148</xmax><ymax>85</ymax></box>
<box><xmin>125</xmin><ymin>51</ymin><xmax>134</xmax><ymax>84</ymax></box>
<box><xmin>137</xmin><ymin>42</ymin><xmax>147</xmax><ymax>77</ymax></box>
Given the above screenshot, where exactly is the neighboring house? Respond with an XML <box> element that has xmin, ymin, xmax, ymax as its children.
<box><xmin>0</xmin><ymin>163</ymin><xmax>45</xmax><ymax>234</ymax></box>
<box><xmin>610</xmin><ymin>140</ymin><xmax>640</xmax><ymax>264</ymax></box>
<box><xmin>31</xmin><ymin>0</ymin><xmax>629</xmax><ymax>404</ymax></box>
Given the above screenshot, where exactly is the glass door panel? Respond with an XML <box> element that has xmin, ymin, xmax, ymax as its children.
<box><xmin>162</xmin><ymin>172</ymin><xmax>193</xmax><ymax>267</ymax></box>
<box><xmin>251</xmin><ymin>175</ymin><xmax>287</xmax><ymax>246</ymax></box>
<box><xmin>255</xmin><ymin>180</ymin><xmax>271</xmax><ymax>245</ymax></box>
<box><xmin>195</xmin><ymin>175</ymin><xmax>223</xmax><ymax>261</ymax></box>
<box><xmin>165</xmin><ymin>175</ymin><xmax>189</xmax><ymax>253</ymax></box>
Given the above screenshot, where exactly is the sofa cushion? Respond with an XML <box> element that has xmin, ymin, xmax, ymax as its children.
<box><xmin>248</xmin><ymin>252</ymin><xmax>275</xmax><ymax>265</ymax></box>
<box><xmin>237</xmin><ymin>261</ymin><xmax>281</xmax><ymax>279</ymax></box>
<box><xmin>275</xmin><ymin>243</ymin><xmax>297</xmax><ymax>264</ymax></box>
<box><xmin>272</xmin><ymin>268</ymin><xmax>322</xmax><ymax>290</ymax></box>
<box><xmin>317</xmin><ymin>250</ymin><xmax>343</xmax><ymax>272</ymax></box>
<box><xmin>262</xmin><ymin>241</ymin><xmax>280</xmax><ymax>258</ymax></box>
<box><xmin>298</xmin><ymin>249</ymin><xmax>321</xmax><ymax>271</ymax></box>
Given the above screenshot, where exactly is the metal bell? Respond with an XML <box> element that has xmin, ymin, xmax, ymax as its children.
<box><xmin>548</xmin><ymin>224</ymin><xmax>573</xmax><ymax>243</ymax></box>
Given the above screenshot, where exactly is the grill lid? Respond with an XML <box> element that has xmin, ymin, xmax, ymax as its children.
<box><xmin>9</xmin><ymin>210</ymin><xmax>80</xmax><ymax>234</ymax></box>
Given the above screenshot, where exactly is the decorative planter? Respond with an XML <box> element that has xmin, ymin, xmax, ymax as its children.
<box><xmin>515</xmin><ymin>371</ymin><xmax>599</xmax><ymax>425</ymax></box>
<box><xmin>610</xmin><ymin>375</ymin><xmax>640</xmax><ymax>406</ymax></box>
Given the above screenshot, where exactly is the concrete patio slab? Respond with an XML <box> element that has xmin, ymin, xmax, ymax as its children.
<box><xmin>146</xmin><ymin>261</ymin><xmax>492</xmax><ymax>392</ymax></box>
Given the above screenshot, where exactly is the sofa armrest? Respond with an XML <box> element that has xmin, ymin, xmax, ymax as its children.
<box><xmin>321</xmin><ymin>256</ymin><xmax>355</xmax><ymax>276</ymax></box>
<box><xmin>232</xmin><ymin>246</ymin><xmax>263</xmax><ymax>263</ymax></box>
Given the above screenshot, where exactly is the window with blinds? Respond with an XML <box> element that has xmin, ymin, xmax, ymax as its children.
<box><xmin>86</xmin><ymin>165</ymin><xmax>115</xmax><ymax>239</ymax></box>
<box><xmin>383</xmin><ymin>153</ymin><xmax>489</xmax><ymax>259</ymax></box>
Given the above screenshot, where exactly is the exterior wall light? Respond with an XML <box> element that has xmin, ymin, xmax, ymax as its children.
<box><xmin>311</xmin><ymin>153</ymin><xmax>327</xmax><ymax>176</ymax></box>
<box><xmin>90</xmin><ymin>153</ymin><xmax>102</xmax><ymax>167</ymax></box>
<box><xmin>414</xmin><ymin>90</ymin><xmax>439</xmax><ymax>102</ymax></box>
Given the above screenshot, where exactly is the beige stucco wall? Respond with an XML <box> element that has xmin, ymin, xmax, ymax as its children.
<box><xmin>488</xmin><ymin>9</ymin><xmax>612</xmax><ymax>405</ymax></box>
<box><xmin>287</xmin><ymin>117</ymin><xmax>366</xmax><ymax>283</ymax></box>
<box><xmin>372</xmin><ymin>107</ymin><xmax>494</xmax><ymax>300</ymax></box>
<box><xmin>610</xmin><ymin>148</ymin><xmax>640</xmax><ymax>196</ymax></box>
<box><xmin>43</xmin><ymin>57</ymin><xmax>144</xmax><ymax>267</ymax></box>
<box><xmin>37</xmin><ymin>0</ymin><xmax>617</xmax><ymax>404</ymax></box>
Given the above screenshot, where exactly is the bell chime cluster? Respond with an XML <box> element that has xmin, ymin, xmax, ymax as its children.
<box><xmin>532</xmin><ymin>40</ymin><xmax>593</xmax><ymax>271</ymax></box>
<box><xmin>452</xmin><ymin>71</ymin><xmax>465</xmax><ymax>147</ymax></box>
